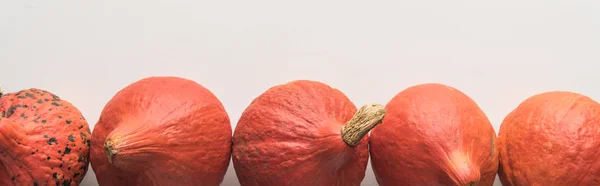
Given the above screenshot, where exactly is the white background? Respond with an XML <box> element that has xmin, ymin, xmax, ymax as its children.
<box><xmin>1</xmin><ymin>0</ymin><xmax>599</xmax><ymax>185</ymax></box>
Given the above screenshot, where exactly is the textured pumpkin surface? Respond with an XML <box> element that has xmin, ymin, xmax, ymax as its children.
<box><xmin>370</xmin><ymin>83</ymin><xmax>498</xmax><ymax>186</ymax></box>
<box><xmin>498</xmin><ymin>91</ymin><xmax>600</xmax><ymax>186</ymax></box>
<box><xmin>232</xmin><ymin>80</ymin><xmax>384</xmax><ymax>186</ymax></box>
<box><xmin>0</xmin><ymin>88</ymin><xmax>91</xmax><ymax>186</ymax></box>
<box><xmin>90</xmin><ymin>76</ymin><xmax>232</xmax><ymax>186</ymax></box>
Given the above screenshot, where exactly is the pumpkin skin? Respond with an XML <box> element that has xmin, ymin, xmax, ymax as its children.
<box><xmin>370</xmin><ymin>83</ymin><xmax>498</xmax><ymax>186</ymax></box>
<box><xmin>498</xmin><ymin>91</ymin><xmax>600</xmax><ymax>186</ymax></box>
<box><xmin>232</xmin><ymin>80</ymin><xmax>385</xmax><ymax>186</ymax></box>
<box><xmin>89</xmin><ymin>76</ymin><xmax>232</xmax><ymax>186</ymax></box>
<box><xmin>0</xmin><ymin>88</ymin><xmax>92</xmax><ymax>186</ymax></box>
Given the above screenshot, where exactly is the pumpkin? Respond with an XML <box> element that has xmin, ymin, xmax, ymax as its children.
<box><xmin>369</xmin><ymin>83</ymin><xmax>498</xmax><ymax>186</ymax></box>
<box><xmin>231</xmin><ymin>80</ymin><xmax>385</xmax><ymax>186</ymax></box>
<box><xmin>0</xmin><ymin>88</ymin><xmax>91</xmax><ymax>186</ymax></box>
<box><xmin>497</xmin><ymin>91</ymin><xmax>600</xmax><ymax>185</ymax></box>
<box><xmin>89</xmin><ymin>76</ymin><xmax>232</xmax><ymax>186</ymax></box>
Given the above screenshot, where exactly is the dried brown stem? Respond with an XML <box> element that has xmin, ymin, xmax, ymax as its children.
<box><xmin>341</xmin><ymin>103</ymin><xmax>386</xmax><ymax>146</ymax></box>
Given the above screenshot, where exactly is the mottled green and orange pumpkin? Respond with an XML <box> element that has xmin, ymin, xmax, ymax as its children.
<box><xmin>0</xmin><ymin>88</ymin><xmax>92</xmax><ymax>186</ymax></box>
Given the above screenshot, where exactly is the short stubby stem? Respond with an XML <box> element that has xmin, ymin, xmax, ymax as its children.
<box><xmin>341</xmin><ymin>103</ymin><xmax>386</xmax><ymax>146</ymax></box>
<box><xmin>104</xmin><ymin>136</ymin><xmax>120</xmax><ymax>164</ymax></box>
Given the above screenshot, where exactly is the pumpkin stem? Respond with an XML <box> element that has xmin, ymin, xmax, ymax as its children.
<box><xmin>0</xmin><ymin>88</ymin><xmax>3</xmax><ymax>98</ymax></box>
<box><xmin>104</xmin><ymin>137</ymin><xmax>119</xmax><ymax>164</ymax></box>
<box><xmin>341</xmin><ymin>103</ymin><xmax>386</xmax><ymax>146</ymax></box>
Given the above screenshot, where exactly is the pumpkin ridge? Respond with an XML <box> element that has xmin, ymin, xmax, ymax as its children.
<box><xmin>103</xmin><ymin>122</ymin><xmax>166</xmax><ymax>170</ymax></box>
<box><xmin>102</xmin><ymin>103</ymin><xmax>212</xmax><ymax>161</ymax></box>
<box><xmin>445</xmin><ymin>150</ymin><xmax>481</xmax><ymax>185</ymax></box>
<box><xmin>0</xmin><ymin>119</ymin><xmax>38</xmax><ymax>183</ymax></box>
<box><xmin>234</xmin><ymin>133</ymin><xmax>347</xmax><ymax>169</ymax></box>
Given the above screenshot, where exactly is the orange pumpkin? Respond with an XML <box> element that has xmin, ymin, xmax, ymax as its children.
<box><xmin>498</xmin><ymin>91</ymin><xmax>600</xmax><ymax>185</ymax></box>
<box><xmin>232</xmin><ymin>80</ymin><xmax>385</xmax><ymax>186</ymax></box>
<box><xmin>370</xmin><ymin>83</ymin><xmax>498</xmax><ymax>186</ymax></box>
<box><xmin>90</xmin><ymin>76</ymin><xmax>232</xmax><ymax>186</ymax></box>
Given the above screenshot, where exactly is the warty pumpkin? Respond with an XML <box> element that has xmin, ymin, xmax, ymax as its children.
<box><xmin>89</xmin><ymin>76</ymin><xmax>232</xmax><ymax>186</ymax></box>
<box><xmin>498</xmin><ymin>91</ymin><xmax>600</xmax><ymax>185</ymax></box>
<box><xmin>232</xmin><ymin>80</ymin><xmax>385</xmax><ymax>186</ymax></box>
<box><xmin>369</xmin><ymin>83</ymin><xmax>498</xmax><ymax>186</ymax></box>
<box><xmin>0</xmin><ymin>88</ymin><xmax>92</xmax><ymax>186</ymax></box>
